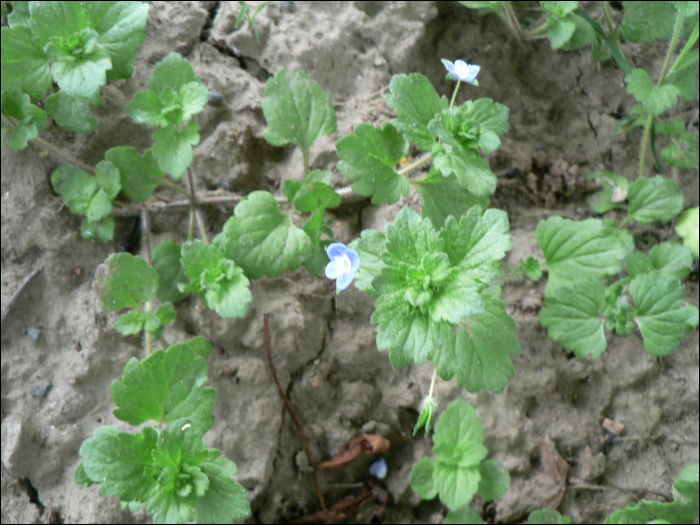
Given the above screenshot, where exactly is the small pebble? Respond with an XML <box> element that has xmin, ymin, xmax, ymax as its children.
<box><xmin>29</xmin><ymin>383</ymin><xmax>51</xmax><ymax>398</ymax></box>
<box><xmin>207</xmin><ymin>91</ymin><xmax>225</xmax><ymax>107</ymax></box>
<box><xmin>27</xmin><ymin>327</ymin><xmax>41</xmax><ymax>343</ymax></box>
<box><xmin>369</xmin><ymin>457</ymin><xmax>387</xmax><ymax>480</ymax></box>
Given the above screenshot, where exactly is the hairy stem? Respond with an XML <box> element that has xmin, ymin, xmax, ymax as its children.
<box><xmin>502</xmin><ymin>2</ymin><xmax>523</xmax><ymax>41</ymax></box>
<box><xmin>638</xmin><ymin>9</ymin><xmax>684</xmax><ymax>178</ymax></box>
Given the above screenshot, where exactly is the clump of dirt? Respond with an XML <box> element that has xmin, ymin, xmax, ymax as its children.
<box><xmin>1</xmin><ymin>1</ymin><xmax>697</xmax><ymax>524</ymax></box>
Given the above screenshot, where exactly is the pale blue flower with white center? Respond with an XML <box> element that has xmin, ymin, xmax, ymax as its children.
<box><xmin>325</xmin><ymin>242</ymin><xmax>360</xmax><ymax>292</ymax></box>
<box><xmin>369</xmin><ymin>457</ymin><xmax>387</xmax><ymax>480</ymax></box>
<box><xmin>442</xmin><ymin>59</ymin><xmax>480</xmax><ymax>83</ymax></box>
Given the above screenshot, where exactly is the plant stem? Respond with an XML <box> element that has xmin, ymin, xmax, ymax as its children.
<box><xmin>600</xmin><ymin>1</ymin><xmax>627</xmax><ymax>63</ymax></box>
<box><xmin>428</xmin><ymin>366</ymin><xmax>438</xmax><ymax>400</ymax></box>
<box><xmin>263</xmin><ymin>313</ymin><xmax>327</xmax><ymax>512</ymax></box>
<box><xmin>159</xmin><ymin>177</ymin><xmax>192</xmax><ymax>199</ymax></box>
<box><xmin>398</xmin><ymin>152</ymin><xmax>433</xmax><ymax>176</ymax></box>
<box><xmin>525</xmin><ymin>19</ymin><xmax>549</xmax><ymax>38</ymax></box>
<box><xmin>638</xmin><ymin>9</ymin><xmax>685</xmax><ymax>178</ymax></box>
<box><xmin>1</xmin><ymin>115</ymin><xmax>95</xmax><ymax>174</ymax></box>
<box><xmin>302</xmin><ymin>146</ymin><xmax>310</xmax><ymax>177</ymax></box>
<box><xmin>186</xmin><ymin>168</ymin><xmax>209</xmax><ymax>244</ymax></box>
<box><xmin>450</xmin><ymin>81</ymin><xmax>461</xmax><ymax>108</ymax></box>
<box><xmin>140</xmin><ymin>206</ymin><xmax>154</xmax><ymax>356</ymax></box>
<box><xmin>502</xmin><ymin>2</ymin><xmax>524</xmax><ymax>41</ymax></box>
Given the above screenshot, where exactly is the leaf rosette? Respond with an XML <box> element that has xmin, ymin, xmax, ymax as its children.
<box><xmin>351</xmin><ymin>206</ymin><xmax>520</xmax><ymax>393</ymax></box>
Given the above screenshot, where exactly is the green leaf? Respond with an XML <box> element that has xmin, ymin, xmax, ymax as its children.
<box><xmin>662</xmin><ymin>131</ymin><xmax>699</xmax><ymax>169</ymax></box>
<box><xmin>666</xmin><ymin>60</ymin><xmax>699</xmax><ymax>102</ymax></box>
<box><xmin>336</xmin><ymin>122</ymin><xmax>410</xmax><ymax>205</ymax></box>
<box><xmin>153</xmin><ymin>240</ymin><xmax>188</xmax><ymax>303</ymax></box>
<box><xmin>626</xmin><ymin>176</ymin><xmax>685</xmax><ymax>225</ymax></box>
<box><xmin>428</xmin><ymin>114</ymin><xmax>498</xmax><ymax>197</ymax></box>
<box><xmin>630</xmin><ymin>272</ymin><xmax>699</xmax><ymax>356</ymax></box>
<box><xmin>439</xmin><ymin>206</ymin><xmax>512</xmax><ymax>278</ymax></box>
<box><xmin>541</xmin><ymin>1</ymin><xmax>579</xmax><ymax>18</ymax></box>
<box><xmin>529</xmin><ymin>509</ymin><xmax>573</xmax><ymax>524</ymax></box>
<box><xmin>79</xmin><ymin>423</ymin><xmax>251</xmax><ymax>524</ymax></box>
<box><xmin>45</xmin><ymin>91</ymin><xmax>97</xmax><ymax>133</ymax></box>
<box><xmin>676</xmin><ymin>207</ymin><xmax>699</xmax><ymax>258</ymax></box>
<box><xmin>539</xmin><ymin>278</ymin><xmax>607</xmax><ymax>358</ymax></box>
<box><xmin>184</xmin><ymin>336</ymin><xmax>213</xmax><ymax>359</ymax></box>
<box><xmin>385</xmin><ymin>72</ymin><xmax>449</xmax><ymax>150</ymax></box>
<box><xmin>111</xmin><ymin>343</ymin><xmax>216</xmax><ymax>433</ymax></box>
<box><xmin>444</xmin><ymin>506</ymin><xmax>485</xmax><ymax>524</ymax></box>
<box><xmin>477</xmin><ymin>459</ymin><xmax>511</xmax><ymax>501</ymax></box>
<box><xmin>520</xmin><ymin>256</ymin><xmax>543</xmax><ymax>281</ymax></box>
<box><xmin>415</xmin><ymin>170</ymin><xmax>490</xmax><ymax>229</ymax></box>
<box><xmin>283</xmin><ymin>170</ymin><xmax>340</xmax><ymax>212</ymax></box>
<box><xmin>152</xmin><ymin>121</ymin><xmax>201</xmax><ymax>178</ymax></box>
<box><xmin>432</xmin><ymin>399</ymin><xmax>488</xmax><ymax>510</ymax></box>
<box><xmin>127</xmin><ymin>53</ymin><xmax>209</xmax><ymax>128</ymax></box>
<box><xmin>180</xmin><ymin>240</ymin><xmax>252</xmax><ymax>319</ymax></box>
<box><xmin>1</xmin><ymin>90</ymin><xmax>48</xmax><ymax>151</ymax></box>
<box><xmin>621</xmin><ymin>1</ymin><xmax>682</xmax><ymax>43</ymax></box>
<box><xmin>115</xmin><ymin>310</ymin><xmax>151</xmax><ymax>336</ymax></box>
<box><xmin>157</xmin><ymin>302</ymin><xmax>176</xmax><ymax>325</ymax></box>
<box><xmin>585</xmin><ymin>171</ymin><xmax>628</xmax><ymax>214</ymax></box>
<box><xmin>105</xmin><ymin>146</ymin><xmax>164</xmax><ymax>202</ymax></box>
<box><xmin>81</xmin><ymin>217</ymin><xmax>115</xmax><ymax>242</ymax></box>
<box><xmin>410</xmin><ymin>457</ymin><xmax>438</xmax><ymax>500</ymax></box>
<box><xmin>1</xmin><ymin>25</ymin><xmax>52</xmax><ymax>99</ymax></box>
<box><xmin>85</xmin><ymin>1</ymin><xmax>150</xmax><ymax>80</ymax></box>
<box><xmin>536</xmin><ymin>216</ymin><xmax>626</xmax><ymax>295</ymax></box>
<box><xmin>625</xmin><ymin>69</ymin><xmax>681</xmax><ymax>116</ymax></box>
<box><xmin>436</xmin><ymin>294</ymin><xmax>520</xmax><ymax>393</ymax></box>
<box><xmin>222</xmin><ymin>191</ymin><xmax>312</xmax><ymax>279</ymax></box>
<box><xmin>94</xmin><ymin>252</ymin><xmax>159</xmax><ymax>311</ymax></box>
<box><xmin>565</xmin><ymin>13</ymin><xmax>597</xmax><ymax>50</ymax></box>
<box><xmin>95</xmin><ymin>160</ymin><xmax>121</xmax><ymax>200</ymax></box>
<box><xmin>50</xmin><ymin>163</ymin><xmax>114</xmax><ymax>221</ymax></box>
<box><xmin>627</xmin><ymin>242</ymin><xmax>693</xmax><ymax>280</ymax></box>
<box><xmin>147</xmin><ymin>51</ymin><xmax>201</xmax><ymax>94</ymax></box>
<box><xmin>194</xmin><ymin>455</ymin><xmax>251</xmax><ymax>523</ymax></box>
<box><xmin>604</xmin><ymin>463</ymin><xmax>698</xmax><ymax>524</ymax></box>
<box><xmin>546</xmin><ymin>16</ymin><xmax>577</xmax><ymax>49</ymax></box>
<box><xmin>347</xmin><ymin>229</ymin><xmax>387</xmax><ymax>297</ymax></box>
<box><xmin>51</xmin><ymin>164</ymin><xmax>97</xmax><ymax>215</ymax></box>
<box><xmin>73</xmin><ymin>460</ymin><xmax>94</xmax><ymax>488</ymax></box>
<box><xmin>261</xmin><ymin>68</ymin><xmax>336</xmax><ymax>154</ymax></box>
<box><xmin>79</xmin><ymin>425</ymin><xmax>158</xmax><ymax>502</ymax></box>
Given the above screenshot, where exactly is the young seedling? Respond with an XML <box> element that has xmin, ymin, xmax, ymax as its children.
<box><xmin>235</xmin><ymin>1</ymin><xmax>271</xmax><ymax>45</ymax></box>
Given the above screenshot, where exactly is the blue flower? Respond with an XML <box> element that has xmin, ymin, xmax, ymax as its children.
<box><xmin>369</xmin><ymin>457</ymin><xmax>387</xmax><ymax>480</ymax></box>
<box><xmin>442</xmin><ymin>59</ymin><xmax>480</xmax><ymax>83</ymax></box>
<box><xmin>325</xmin><ymin>242</ymin><xmax>360</xmax><ymax>291</ymax></box>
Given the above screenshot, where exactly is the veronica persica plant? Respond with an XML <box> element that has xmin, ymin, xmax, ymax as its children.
<box><xmin>325</xmin><ymin>242</ymin><xmax>360</xmax><ymax>292</ymax></box>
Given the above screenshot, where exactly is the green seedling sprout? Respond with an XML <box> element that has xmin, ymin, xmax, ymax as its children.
<box><xmin>235</xmin><ymin>0</ymin><xmax>271</xmax><ymax>45</ymax></box>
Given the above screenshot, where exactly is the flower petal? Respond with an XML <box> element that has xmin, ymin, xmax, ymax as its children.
<box><xmin>336</xmin><ymin>270</ymin><xmax>354</xmax><ymax>291</ymax></box>
<box><xmin>325</xmin><ymin>260</ymin><xmax>342</xmax><ymax>279</ymax></box>
<box><xmin>346</xmin><ymin>248</ymin><xmax>360</xmax><ymax>274</ymax></box>
<box><xmin>327</xmin><ymin>242</ymin><xmax>348</xmax><ymax>259</ymax></box>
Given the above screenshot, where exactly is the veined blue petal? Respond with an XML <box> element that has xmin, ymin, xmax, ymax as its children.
<box><xmin>347</xmin><ymin>249</ymin><xmax>360</xmax><ymax>272</ymax></box>
<box><xmin>325</xmin><ymin>259</ymin><xmax>343</xmax><ymax>279</ymax></box>
<box><xmin>336</xmin><ymin>270</ymin><xmax>354</xmax><ymax>291</ymax></box>
<box><xmin>327</xmin><ymin>242</ymin><xmax>348</xmax><ymax>259</ymax></box>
